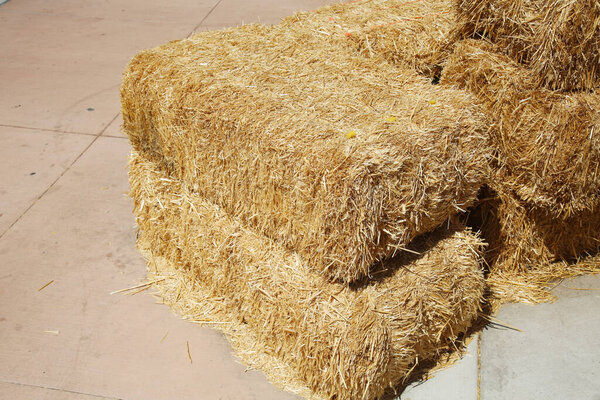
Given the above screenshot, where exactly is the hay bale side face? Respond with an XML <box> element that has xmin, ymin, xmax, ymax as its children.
<box><xmin>129</xmin><ymin>152</ymin><xmax>485</xmax><ymax>400</ymax></box>
<box><xmin>442</xmin><ymin>39</ymin><xmax>600</xmax><ymax>216</ymax></box>
<box><xmin>475</xmin><ymin>187</ymin><xmax>600</xmax><ymax>269</ymax></box>
<box><xmin>454</xmin><ymin>0</ymin><xmax>600</xmax><ymax>90</ymax></box>
<box><xmin>121</xmin><ymin>24</ymin><xmax>490</xmax><ymax>284</ymax></box>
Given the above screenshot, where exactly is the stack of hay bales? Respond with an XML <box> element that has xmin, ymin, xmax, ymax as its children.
<box><xmin>122</xmin><ymin>0</ymin><xmax>600</xmax><ymax>398</ymax></box>
<box><xmin>122</xmin><ymin>2</ymin><xmax>492</xmax><ymax>398</ymax></box>
<box><xmin>444</xmin><ymin>0</ymin><xmax>600</xmax><ymax>303</ymax></box>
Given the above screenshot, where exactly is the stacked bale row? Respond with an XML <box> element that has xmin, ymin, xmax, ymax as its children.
<box><xmin>121</xmin><ymin>2</ymin><xmax>492</xmax><ymax>398</ymax></box>
<box><xmin>129</xmin><ymin>152</ymin><xmax>485</xmax><ymax>400</ymax></box>
<box><xmin>443</xmin><ymin>1</ymin><xmax>600</xmax><ymax>303</ymax></box>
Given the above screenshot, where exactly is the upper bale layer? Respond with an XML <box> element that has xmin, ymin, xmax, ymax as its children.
<box><xmin>121</xmin><ymin>23</ymin><xmax>490</xmax><ymax>284</ymax></box>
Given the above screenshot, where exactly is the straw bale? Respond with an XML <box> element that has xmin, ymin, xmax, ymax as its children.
<box><xmin>121</xmin><ymin>23</ymin><xmax>490</xmax><ymax>283</ymax></box>
<box><xmin>442</xmin><ymin>39</ymin><xmax>600</xmax><ymax>216</ymax></box>
<box><xmin>129</xmin><ymin>151</ymin><xmax>485</xmax><ymax>400</ymax></box>
<box><xmin>454</xmin><ymin>0</ymin><xmax>600</xmax><ymax>91</ymax></box>
<box><xmin>473</xmin><ymin>187</ymin><xmax>600</xmax><ymax>269</ymax></box>
<box><xmin>466</xmin><ymin>186</ymin><xmax>600</xmax><ymax>305</ymax></box>
<box><xmin>278</xmin><ymin>0</ymin><xmax>456</xmax><ymax>78</ymax></box>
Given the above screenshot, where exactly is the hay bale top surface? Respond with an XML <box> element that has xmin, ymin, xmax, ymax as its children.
<box><xmin>442</xmin><ymin>39</ymin><xmax>600</xmax><ymax>216</ymax></box>
<box><xmin>122</xmin><ymin>20</ymin><xmax>490</xmax><ymax>283</ymax></box>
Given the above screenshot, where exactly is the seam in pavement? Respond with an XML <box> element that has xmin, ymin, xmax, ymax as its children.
<box><xmin>0</xmin><ymin>124</ymin><xmax>99</xmax><ymax>138</ymax></box>
<box><xmin>0</xmin><ymin>113</ymin><xmax>120</xmax><ymax>240</ymax></box>
<box><xmin>188</xmin><ymin>0</ymin><xmax>223</xmax><ymax>36</ymax></box>
<box><xmin>0</xmin><ymin>379</ymin><xmax>125</xmax><ymax>400</ymax></box>
<box><xmin>477</xmin><ymin>333</ymin><xmax>482</xmax><ymax>400</ymax></box>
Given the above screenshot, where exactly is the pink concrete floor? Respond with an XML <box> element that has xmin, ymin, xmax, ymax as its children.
<box><xmin>1</xmin><ymin>1</ymin><xmax>599</xmax><ymax>400</ymax></box>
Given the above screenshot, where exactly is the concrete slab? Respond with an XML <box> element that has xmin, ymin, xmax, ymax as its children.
<box><xmin>101</xmin><ymin>115</ymin><xmax>124</xmax><ymax>139</ymax></box>
<box><xmin>0</xmin><ymin>137</ymin><xmax>298</xmax><ymax>400</ymax></box>
<box><xmin>401</xmin><ymin>335</ymin><xmax>479</xmax><ymax>400</ymax></box>
<box><xmin>480</xmin><ymin>274</ymin><xmax>600</xmax><ymax>400</ymax></box>
<box><xmin>0</xmin><ymin>3</ymin><xmax>214</xmax><ymax>134</ymax></box>
<box><xmin>0</xmin><ymin>126</ymin><xmax>93</xmax><ymax>235</ymax></box>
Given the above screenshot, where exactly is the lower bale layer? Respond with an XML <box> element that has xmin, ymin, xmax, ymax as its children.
<box><xmin>129</xmin><ymin>151</ymin><xmax>485</xmax><ymax>400</ymax></box>
<box><xmin>469</xmin><ymin>187</ymin><xmax>600</xmax><ymax>305</ymax></box>
<box><xmin>442</xmin><ymin>39</ymin><xmax>600</xmax><ymax>217</ymax></box>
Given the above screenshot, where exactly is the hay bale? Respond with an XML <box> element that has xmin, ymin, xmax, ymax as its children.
<box><xmin>474</xmin><ymin>187</ymin><xmax>600</xmax><ymax>270</ymax></box>
<box><xmin>466</xmin><ymin>186</ymin><xmax>600</xmax><ymax>305</ymax></box>
<box><xmin>282</xmin><ymin>0</ymin><xmax>456</xmax><ymax>78</ymax></box>
<box><xmin>442</xmin><ymin>39</ymin><xmax>600</xmax><ymax>217</ymax></box>
<box><xmin>129</xmin><ymin>151</ymin><xmax>485</xmax><ymax>400</ymax></box>
<box><xmin>122</xmin><ymin>23</ymin><xmax>490</xmax><ymax>283</ymax></box>
<box><xmin>454</xmin><ymin>0</ymin><xmax>600</xmax><ymax>90</ymax></box>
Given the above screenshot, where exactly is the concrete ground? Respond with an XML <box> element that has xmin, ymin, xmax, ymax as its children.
<box><xmin>1</xmin><ymin>1</ymin><xmax>599</xmax><ymax>399</ymax></box>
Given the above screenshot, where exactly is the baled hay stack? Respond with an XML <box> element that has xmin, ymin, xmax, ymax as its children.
<box><xmin>122</xmin><ymin>23</ymin><xmax>490</xmax><ymax>283</ymax></box>
<box><xmin>442</xmin><ymin>39</ymin><xmax>600</xmax><ymax>303</ymax></box>
<box><xmin>279</xmin><ymin>0</ymin><xmax>456</xmax><ymax>79</ymax></box>
<box><xmin>442</xmin><ymin>39</ymin><xmax>600</xmax><ymax>217</ymax></box>
<box><xmin>471</xmin><ymin>187</ymin><xmax>600</xmax><ymax>305</ymax></box>
<box><xmin>129</xmin><ymin>151</ymin><xmax>486</xmax><ymax>400</ymax></box>
<box><xmin>454</xmin><ymin>0</ymin><xmax>600</xmax><ymax>91</ymax></box>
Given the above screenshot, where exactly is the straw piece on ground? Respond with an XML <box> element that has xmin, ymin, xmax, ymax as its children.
<box><xmin>454</xmin><ymin>0</ymin><xmax>600</xmax><ymax>90</ymax></box>
<box><xmin>121</xmin><ymin>23</ymin><xmax>490</xmax><ymax>283</ymax></box>
<box><xmin>129</xmin><ymin>151</ymin><xmax>485</xmax><ymax>400</ymax></box>
<box><xmin>442</xmin><ymin>39</ymin><xmax>600</xmax><ymax>217</ymax></box>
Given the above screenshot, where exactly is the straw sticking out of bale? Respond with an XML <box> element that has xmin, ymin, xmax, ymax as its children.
<box><xmin>454</xmin><ymin>0</ymin><xmax>600</xmax><ymax>90</ymax></box>
<box><xmin>485</xmin><ymin>254</ymin><xmax>600</xmax><ymax>306</ymax></box>
<box><xmin>122</xmin><ymin>23</ymin><xmax>490</xmax><ymax>284</ymax></box>
<box><xmin>129</xmin><ymin>151</ymin><xmax>485</xmax><ymax>400</ymax></box>
<box><xmin>442</xmin><ymin>39</ymin><xmax>600</xmax><ymax>217</ymax></box>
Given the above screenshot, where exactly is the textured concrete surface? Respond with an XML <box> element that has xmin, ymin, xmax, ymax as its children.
<box><xmin>401</xmin><ymin>336</ymin><xmax>479</xmax><ymax>400</ymax></box>
<box><xmin>480</xmin><ymin>274</ymin><xmax>600</xmax><ymax>400</ymax></box>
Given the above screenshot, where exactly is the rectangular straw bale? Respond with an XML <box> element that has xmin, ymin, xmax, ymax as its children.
<box><xmin>442</xmin><ymin>39</ymin><xmax>600</xmax><ymax>217</ymax></box>
<box><xmin>454</xmin><ymin>0</ymin><xmax>600</xmax><ymax>90</ymax></box>
<box><xmin>468</xmin><ymin>186</ymin><xmax>600</xmax><ymax>305</ymax></box>
<box><xmin>121</xmin><ymin>23</ymin><xmax>490</xmax><ymax>284</ymax></box>
<box><xmin>129</xmin><ymin>151</ymin><xmax>485</xmax><ymax>400</ymax></box>
<box><xmin>279</xmin><ymin>0</ymin><xmax>456</xmax><ymax>78</ymax></box>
